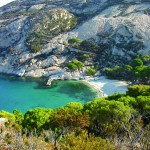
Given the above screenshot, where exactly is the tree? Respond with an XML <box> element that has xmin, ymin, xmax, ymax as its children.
<box><xmin>80</xmin><ymin>40</ymin><xmax>104</xmax><ymax>53</ymax></box>
<box><xmin>114</xmin><ymin>65</ymin><xmax>124</xmax><ymax>79</ymax></box>
<box><xmin>49</xmin><ymin>102</ymin><xmax>89</xmax><ymax>149</ymax></box>
<box><xmin>66</xmin><ymin>59</ymin><xmax>84</xmax><ymax>71</ymax></box>
<box><xmin>84</xmin><ymin>99</ymin><xmax>131</xmax><ymax>137</ymax></box>
<box><xmin>124</xmin><ymin>65</ymin><xmax>133</xmax><ymax>80</ymax></box>
<box><xmin>135</xmin><ymin>66</ymin><xmax>150</xmax><ymax>82</ymax></box>
<box><xmin>68</xmin><ymin>38</ymin><xmax>82</xmax><ymax>44</ymax></box>
<box><xmin>142</xmin><ymin>55</ymin><xmax>150</xmax><ymax>64</ymax></box>
<box><xmin>13</xmin><ymin>109</ymin><xmax>24</xmax><ymax>126</ymax></box>
<box><xmin>105</xmin><ymin>68</ymin><xmax>114</xmax><ymax>78</ymax></box>
<box><xmin>124</xmin><ymin>65</ymin><xmax>133</xmax><ymax>72</ymax></box>
<box><xmin>66</xmin><ymin>62</ymin><xmax>78</xmax><ymax>70</ymax></box>
<box><xmin>136</xmin><ymin>96</ymin><xmax>150</xmax><ymax>110</ymax></box>
<box><xmin>105</xmin><ymin>57</ymin><xmax>149</xmax><ymax>82</ymax></box>
<box><xmin>50</xmin><ymin>102</ymin><xmax>89</xmax><ymax>131</ymax></box>
<box><xmin>72</xmin><ymin>59</ymin><xmax>84</xmax><ymax>70</ymax></box>
<box><xmin>107</xmin><ymin>93</ymin><xmax>125</xmax><ymax>101</ymax></box>
<box><xmin>23</xmin><ymin>108</ymin><xmax>53</xmax><ymax>131</ymax></box>
<box><xmin>108</xmin><ymin>95</ymin><xmax>136</xmax><ymax>106</ymax></box>
<box><xmin>131</xmin><ymin>58</ymin><xmax>143</xmax><ymax>68</ymax></box>
<box><xmin>86</xmin><ymin>68</ymin><xmax>96</xmax><ymax>76</ymax></box>
<box><xmin>127</xmin><ymin>85</ymin><xmax>150</xmax><ymax>97</ymax></box>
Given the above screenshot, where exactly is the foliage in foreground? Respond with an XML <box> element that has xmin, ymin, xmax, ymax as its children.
<box><xmin>0</xmin><ymin>85</ymin><xmax>150</xmax><ymax>149</ymax></box>
<box><xmin>59</xmin><ymin>131</ymin><xmax>116</xmax><ymax>150</ymax></box>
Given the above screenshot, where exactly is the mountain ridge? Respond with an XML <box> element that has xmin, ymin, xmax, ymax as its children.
<box><xmin>0</xmin><ymin>0</ymin><xmax>149</xmax><ymax>79</ymax></box>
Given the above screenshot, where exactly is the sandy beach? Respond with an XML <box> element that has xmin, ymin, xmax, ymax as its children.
<box><xmin>82</xmin><ymin>76</ymin><xmax>129</xmax><ymax>97</ymax></box>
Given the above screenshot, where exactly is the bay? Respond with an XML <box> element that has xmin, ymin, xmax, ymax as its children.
<box><xmin>0</xmin><ymin>75</ymin><xmax>97</xmax><ymax>113</ymax></box>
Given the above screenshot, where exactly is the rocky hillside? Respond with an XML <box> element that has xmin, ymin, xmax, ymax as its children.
<box><xmin>0</xmin><ymin>0</ymin><xmax>150</xmax><ymax>79</ymax></box>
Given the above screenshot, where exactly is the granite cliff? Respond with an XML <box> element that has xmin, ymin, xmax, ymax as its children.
<box><xmin>0</xmin><ymin>0</ymin><xmax>150</xmax><ymax>80</ymax></box>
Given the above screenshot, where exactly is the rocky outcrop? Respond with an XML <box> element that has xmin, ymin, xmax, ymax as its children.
<box><xmin>0</xmin><ymin>0</ymin><xmax>149</xmax><ymax>78</ymax></box>
<box><xmin>0</xmin><ymin>118</ymin><xmax>8</xmax><ymax>130</ymax></box>
<box><xmin>27</xmin><ymin>8</ymin><xmax>77</xmax><ymax>51</ymax></box>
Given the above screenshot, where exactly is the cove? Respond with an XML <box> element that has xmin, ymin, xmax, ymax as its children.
<box><xmin>0</xmin><ymin>75</ymin><xmax>97</xmax><ymax>113</ymax></box>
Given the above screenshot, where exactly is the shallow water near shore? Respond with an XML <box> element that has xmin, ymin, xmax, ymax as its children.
<box><xmin>0</xmin><ymin>75</ymin><xmax>97</xmax><ymax>113</ymax></box>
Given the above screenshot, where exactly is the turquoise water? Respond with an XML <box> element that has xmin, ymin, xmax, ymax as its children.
<box><xmin>0</xmin><ymin>75</ymin><xmax>97</xmax><ymax>113</ymax></box>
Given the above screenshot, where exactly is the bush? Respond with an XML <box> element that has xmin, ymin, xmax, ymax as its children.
<box><xmin>105</xmin><ymin>68</ymin><xmax>114</xmax><ymax>78</ymax></box>
<box><xmin>66</xmin><ymin>59</ymin><xmax>84</xmax><ymax>71</ymax></box>
<box><xmin>30</xmin><ymin>43</ymin><xmax>42</xmax><ymax>52</ymax></box>
<box><xmin>0</xmin><ymin>110</ymin><xmax>15</xmax><ymax>123</ymax></box>
<box><xmin>59</xmin><ymin>131</ymin><xmax>116</xmax><ymax>150</ymax></box>
<box><xmin>130</xmin><ymin>58</ymin><xmax>143</xmax><ymax>67</ymax></box>
<box><xmin>49</xmin><ymin>103</ymin><xmax>89</xmax><ymax>131</ymax></box>
<box><xmin>23</xmin><ymin>108</ymin><xmax>53</xmax><ymax>131</ymax></box>
<box><xmin>105</xmin><ymin>57</ymin><xmax>149</xmax><ymax>83</ymax></box>
<box><xmin>84</xmin><ymin>99</ymin><xmax>131</xmax><ymax>136</ymax></box>
<box><xmin>86</xmin><ymin>68</ymin><xmax>96</xmax><ymax>76</ymax></box>
<box><xmin>142</xmin><ymin>55</ymin><xmax>150</xmax><ymax>64</ymax></box>
<box><xmin>80</xmin><ymin>40</ymin><xmax>105</xmax><ymax>53</ymax></box>
<box><xmin>13</xmin><ymin>109</ymin><xmax>24</xmax><ymax>125</ymax></box>
<box><xmin>136</xmin><ymin>96</ymin><xmax>150</xmax><ymax>112</ymax></box>
<box><xmin>127</xmin><ymin>85</ymin><xmax>150</xmax><ymax>97</ymax></box>
<box><xmin>66</xmin><ymin>62</ymin><xmax>78</xmax><ymax>70</ymax></box>
<box><xmin>68</xmin><ymin>38</ymin><xmax>82</xmax><ymax>44</ymax></box>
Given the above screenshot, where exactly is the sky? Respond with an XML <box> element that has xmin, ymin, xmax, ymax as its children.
<box><xmin>0</xmin><ymin>0</ymin><xmax>15</xmax><ymax>7</ymax></box>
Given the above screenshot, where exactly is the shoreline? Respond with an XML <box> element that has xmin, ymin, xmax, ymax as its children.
<box><xmin>82</xmin><ymin>76</ymin><xmax>129</xmax><ymax>97</ymax></box>
<box><xmin>0</xmin><ymin>73</ymin><xmax>129</xmax><ymax>97</ymax></box>
<box><xmin>81</xmin><ymin>80</ymin><xmax>103</xmax><ymax>98</ymax></box>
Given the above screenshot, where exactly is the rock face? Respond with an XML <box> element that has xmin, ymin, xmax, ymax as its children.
<box><xmin>0</xmin><ymin>118</ymin><xmax>8</xmax><ymax>130</ymax></box>
<box><xmin>27</xmin><ymin>8</ymin><xmax>77</xmax><ymax>51</ymax></box>
<box><xmin>0</xmin><ymin>0</ymin><xmax>150</xmax><ymax>78</ymax></box>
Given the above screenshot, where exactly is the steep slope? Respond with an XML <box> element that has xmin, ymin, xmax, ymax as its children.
<box><xmin>0</xmin><ymin>0</ymin><xmax>149</xmax><ymax>78</ymax></box>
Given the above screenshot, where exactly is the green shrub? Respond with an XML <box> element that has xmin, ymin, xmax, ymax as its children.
<box><xmin>142</xmin><ymin>55</ymin><xmax>150</xmax><ymax>64</ymax></box>
<box><xmin>136</xmin><ymin>96</ymin><xmax>150</xmax><ymax>112</ymax></box>
<box><xmin>79</xmin><ymin>40</ymin><xmax>106</xmax><ymax>53</ymax></box>
<box><xmin>49</xmin><ymin>102</ymin><xmax>89</xmax><ymax>131</ymax></box>
<box><xmin>66</xmin><ymin>59</ymin><xmax>84</xmax><ymax>71</ymax></box>
<box><xmin>0</xmin><ymin>110</ymin><xmax>15</xmax><ymax>122</ymax></box>
<box><xmin>27</xmin><ymin>10</ymin><xmax>77</xmax><ymax>52</ymax></box>
<box><xmin>13</xmin><ymin>109</ymin><xmax>24</xmax><ymax>125</ymax></box>
<box><xmin>127</xmin><ymin>85</ymin><xmax>150</xmax><ymax>97</ymax></box>
<box><xmin>105</xmin><ymin>57</ymin><xmax>149</xmax><ymax>83</ymax></box>
<box><xmin>23</xmin><ymin>108</ymin><xmax>53</xmax><ymax>131</ymax></box>
<box><xmin>84</xmin><ymin>99</ymin><xmax>131</xmax><ymax>135</ymax></box>
<box><xmin>107</xmin><ymin>93</ymin><xmax>126</xmax><ymax>101</ymax></box>
<box><xmin>59</xmin><ymin>131</ymin><xmax>116</xmax><ymax>150</ymax></box>
<box><xmin>124</xmin><ymin>65</ymin><xmax>133</xmax><ymax>72</ymax></box>
<box><xmin>86</xmin><ymin>68</ymin><xmax>96</xmax><ymax>76</ymax></box>
<box><xmin>66</xmin><ymin>62</ymin><xmax>78</xmax><ymax>70</ymax></box>
<box><xmin>130</xmin><ymin>58</ymin><xmax>143</xmax><ymax>67</ymax></box>
<box><xmin>68</xmin><ymin>38</ymin><xmax>82</xmax><ymax>44</ymax></box>
<box><xmin>30</xmin><ymin>43</ymin><xmax>42</xmax><ymax>52</ymax></box>
<box><xmin>72</xmin><ymin>59</ymin><xmax>84</xmax><ymax>69</ymax></box>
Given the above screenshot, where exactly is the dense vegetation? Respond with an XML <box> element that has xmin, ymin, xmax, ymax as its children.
<box><xmin>66</xmin><ymin>59</ymin><xmax>84</xmax><ymax>71</ymax></box>
<box><xmin>68</xmin><ymin>38</ymin><xmax>106</xmax><ymax>54</ymax></box>
<box><xmin>105</xmin><ymin>56</ymin><xmax>150</xmax><ymax>84</ymax></box>
<box><xmin>27</xmin><ymin>10</ymin><xmax>77</xmax><ymax>52</ymax></box>
<box><xmin>86</xmin><ymin>68</ymin><xmax>97</xmax><ymax>76</ymax></box>
<box><xmin>68</xmin><ymin>38</ymin><xmax>82</xmax><ymax>44</ymax></box>
<box><xmin>0</xmin><ymin>85</ymin><xmax>150</xmax><ymax>149</ymax></box>
<box><xmin>67</xmin><ymin>38</ymin><xmax>150</xmax><ymax>84</ymax></box>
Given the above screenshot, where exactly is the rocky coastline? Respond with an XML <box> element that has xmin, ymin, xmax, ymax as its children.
<box><xmin>0</xmin><ymin>0</ymin><xmax>149</xmax><ymax>97</ymax></box>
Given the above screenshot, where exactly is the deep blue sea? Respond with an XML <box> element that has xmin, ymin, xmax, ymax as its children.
<box><xmin>0</xmin><ymin>75</ymin><xmax>97</xmax><ymax>113</ymax></box>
